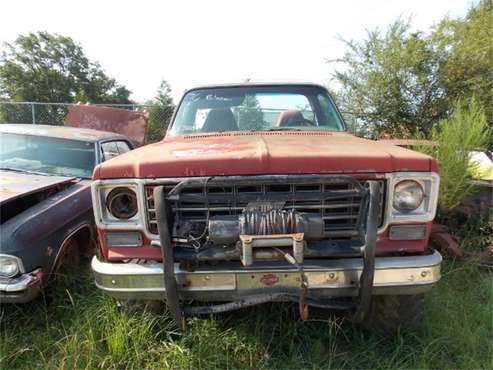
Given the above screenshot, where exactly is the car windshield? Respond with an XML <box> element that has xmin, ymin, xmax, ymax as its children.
<box><xmin>0</xmin><ymin>133</ymin><xmax>96</xmax><ymax>178</ymax></box>
<box><xmin>169</xmin><ymin>85</ymin><xmax>345</xmax><ymax>135</ymax></box>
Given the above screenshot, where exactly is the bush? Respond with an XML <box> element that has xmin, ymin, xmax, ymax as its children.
<box><xmin>415</xmin><ymin>98</ymin><xmax>491</xmax><ymax>212</ymax></box>
<box><xmin>146</xmin><ymin>104</ymin><xmax>174</xmax><ymax>143</ymax></box>
<box><xmin>145</xmin><ymin>80</ymin><xmax>175</xmax><ymax>144</ymax></box>
<box><xmin>331</xmin><ymin>1</ymin><xmax>493</xmax><ymax>141</ymax></box>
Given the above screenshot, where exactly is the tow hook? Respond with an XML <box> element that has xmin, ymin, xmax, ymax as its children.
<box><xmin>299</xmin><ymin>275</ymin><xmax>309</xmax><ymax>321</ymax></box>
<box><xmin>274</xmin><ymin>247</ymin><xmax>309</xmax><ymax>321</ymax></box>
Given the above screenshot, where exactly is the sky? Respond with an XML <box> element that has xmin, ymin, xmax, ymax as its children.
<box><xmin>0</xmin><ymin>0</ymin><xmax>477</xmax><ymax>103</ymax></box>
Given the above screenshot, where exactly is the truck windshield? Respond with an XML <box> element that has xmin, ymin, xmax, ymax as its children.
<box><xmin>169</xmin><ymin>85</ymin><xmax>345</xmax><ymax>135</ymax></box>
<box><xmin>0</xmin><ymin>133</ymin><xmax>96</xmax><ymax>178</ymax></box>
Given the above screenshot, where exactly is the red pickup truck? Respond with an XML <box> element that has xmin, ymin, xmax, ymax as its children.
<box><xmin>90</xmin><ymin>83</ymin><xmax>441</xmax><ymax>332</ymax></box>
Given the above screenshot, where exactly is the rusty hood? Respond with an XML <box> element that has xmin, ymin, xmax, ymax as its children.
<box><xmin>65</xmin><ymin>105</ymin><xmax>148</xmax><ymax>147</ymax></box>
<box><xmin>93</xmin><ymin>132</ymin><xmax>437</xmax><ymax>179</ymax></box>
<box><xmin>0</xmin><ymin>170</ymin><xmax>76</xmax><ymax>205</ymax></box>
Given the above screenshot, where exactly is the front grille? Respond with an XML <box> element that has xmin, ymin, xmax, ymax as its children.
<box><xmin>144</xmin><ymin>177</ymin><xmax>385</xmax><ymax>239</ymax></box>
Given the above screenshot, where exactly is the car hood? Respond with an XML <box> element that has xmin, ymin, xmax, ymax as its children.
<box><xmin>0</xmin><ymin>170</ymin><xmax>76</xmax><ymax>205</ymax></box>
<box><xmin>93</xmin><ymin>132</ymin><xmax>436</xmax><ymax>179</ymax></box>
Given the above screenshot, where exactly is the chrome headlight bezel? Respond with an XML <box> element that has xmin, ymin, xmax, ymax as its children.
<box><xmin>0</xmin><ymin>254</ymin><xmax>24</xmax><ymax>278</ymax></box>
<box><xmin>384</xmin><ymin>172</ymin><xmax>440</xmax><ymax>226</ymax></box>
<box><xmin>91</xmin><ymin>180</ymin><xmax>144</xmax><ymax>229</ymax></box>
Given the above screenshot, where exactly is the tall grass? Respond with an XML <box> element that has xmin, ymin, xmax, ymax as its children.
<box><xmin>415</xmin><ymin>98</ymin><xmax>491</xmax><ymax>212</ymax></box>
<box><xmin>1</xmin><ymin>259</ymin><xmax>491</xmax><ymax>369</ymax></box>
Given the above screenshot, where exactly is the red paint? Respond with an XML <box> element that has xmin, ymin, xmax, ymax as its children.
<box><xmin>376</xmin><ymin>221</ymin><xmax>432</xmax><ymax>255</ymax></box>
<box><xmin>98</xmin><ymin>223</ymin><xmax>433</xmax><ymax>262</ymax></box>
<box><xmin>97</xmin><ymin>229</ymin><xmax>161</xmax><ymax>261</ymax></box>
<box><xmin>94</xmin><ymin>130</ymin><xmax>438</xmax><ymax>261</ymax></box>
<box><xmin>107</xmin><ymin>246</ymin><xmax>162</xmax><ymax>261</ymax></box>
<box><xmin>93</xmin><ymin>132</ymin><xmax>436</xmax><ymax>180</ymax></box>
<box><xmin>260</xmin><ymin>273</ymin><xmax>280</xmax><ymax>286</ymax></box>
<box><xmin>65</xmin><ymin>105</ymin><xmax>148</xmax><ymax>147</ymax></box>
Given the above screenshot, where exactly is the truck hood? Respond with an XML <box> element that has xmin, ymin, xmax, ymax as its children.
<box><xmin>94</xmin><ymin>132</ymin><xmax>436</xmax><ymax>179</ymax></box>
<box><xmin>0</xmin><ymin>170</ymin><xmax>76</xmax><ymax>205</ymax></box>
<box><xmin>65</xmin><ymin>104</ymin><xmax>148</xmax><ymax>147</ymax></box>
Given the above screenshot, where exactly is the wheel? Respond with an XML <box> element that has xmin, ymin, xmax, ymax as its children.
<box><xmin>364</xmin><ymin>294</ymin><xmax>425</xmax><ymax>334</ymax></box>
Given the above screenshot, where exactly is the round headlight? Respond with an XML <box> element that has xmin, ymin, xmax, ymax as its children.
<box><xmin>106</xmin><ymin>187</ymin><xmax>138</xmax><ymax>219</ymax></box>
<box><xmin>0</xmin><ymin>256</ymin><xmax>20</xmax><ymax>277</ymax></box>
<box><xmin>393</xmin><ymin>180</ymin><xmax>424</xmax><ymax>212</ymax></box>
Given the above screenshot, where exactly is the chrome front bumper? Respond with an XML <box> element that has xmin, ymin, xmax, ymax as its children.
<box><xmin>91</xmin><ymin>250</ymin><xmax>442</xmax><ymax>301</ymax></box>
<box><xmin>0</xmin><ymin>269</ymin><xmax>43</xmax><ymax>303</ymax></box>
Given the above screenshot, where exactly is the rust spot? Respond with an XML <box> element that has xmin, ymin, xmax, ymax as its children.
<box><xmin>0</xmin><ymin>172</ymin><xmax>75</xmax><ymax>205</ymax></box>
<box><xmin>65</xmin><ymin>105</ymin><xmax>149</xmax><ymax>147</ymax></box>
<box><xmin>260</xmin><ymin>273</ymin><xmax>279</xmax><ymax>287</ymax></box>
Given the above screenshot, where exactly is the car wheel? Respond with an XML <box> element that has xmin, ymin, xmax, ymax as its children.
<box><xmin>364</xmin><ymin>294</ymin><xmax>425</xmax><ymax>334</ymax></box>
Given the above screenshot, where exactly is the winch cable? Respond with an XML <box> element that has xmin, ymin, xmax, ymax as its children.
<box><xmin>352</xmin><ymin>181</ymin><xmax>380</xmax><ymax>323</ymax></box>
<box><xmin>273</xmin><ymin>247</ymin><xmax>309</xmax><ymax>321</ymax></box>
<box><xmin>185</xmin><ymin>177</ymin><xmax>213</xmax><ymax>250</ymax></box>
<box><xmin>154</xmin><ymin>186</ymin><xmax>184</xmax><ymax>330</ymax></box>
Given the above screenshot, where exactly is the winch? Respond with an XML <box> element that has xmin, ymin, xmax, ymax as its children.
<box><xmin>207</xmin><ymin>207</ymin><xmax>325</xmax><ymax>245</ymax></box>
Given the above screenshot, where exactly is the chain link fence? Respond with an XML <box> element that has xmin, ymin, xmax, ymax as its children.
<box><xmin>0</xmin><ymin>101</ymin><xmax>362</xmax><ymax>136</ymax></box>
<box><xmin>0</xmin><ymin>101</ymin><xmax>164</xmax><ymax>125</ymax></box>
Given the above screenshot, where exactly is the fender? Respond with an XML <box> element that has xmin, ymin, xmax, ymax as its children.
<box><xmin>49</xmin><ymin>222</ymin><xmax>94</xmax><ymax>274</ymax></box>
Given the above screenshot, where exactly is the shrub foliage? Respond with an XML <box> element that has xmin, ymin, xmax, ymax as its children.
<box><xmin>332</xmin><ymin>0</ymin><xmax>493</xmax><ymax>139</ymax></box>
<box><xmin>416</xmin><ymin>98</ymin><xmax>491</xmax><ymax>212</ymax></box>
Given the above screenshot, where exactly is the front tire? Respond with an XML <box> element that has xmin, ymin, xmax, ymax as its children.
<box><xmin>364</xmin><ymin>294</ymin><xmax>425</xmax><ymax>334</ymax></box>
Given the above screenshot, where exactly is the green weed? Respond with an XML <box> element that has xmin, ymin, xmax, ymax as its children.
<box><xmin>1</xmin><ymin>258</ymin><xmax>491</xmax><ymax>369</ymax></box>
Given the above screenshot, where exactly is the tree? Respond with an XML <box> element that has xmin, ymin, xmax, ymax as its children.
<box><xmin>433</xmin><ymin>0</ymin><xmax>493</xmax><ymax>125</ymax></box>
<box><xmin>331</xmin><ymin>20</ymin><xmax>447</xmax><ymax>138</ymax></box>
<box><xmin>146</xmin><ymin>80</ymin><xmax>175</xmax><ymax>143</ymax></box>
<box><xmin>415</xmin><ymin>98</ymin><xmax>491</xmax><ymax>212</ymax></box>
<box><xmin>331</xmin><ymin>1</ymin><xmax>493</xmax><ymax>139</ymax></box>
<box><xmin>0</xmin><ymin>32</ymin><xmax>132</xmax><ymax>123</ymax></box>
<box><xmin>236</xmin><ymin>94</ymin><xmax>265</xmax><ymax>130</ymax></box>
